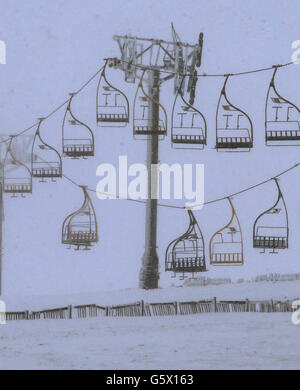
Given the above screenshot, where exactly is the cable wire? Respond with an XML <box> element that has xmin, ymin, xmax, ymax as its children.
<box><xmin>63</xmin><ymin>162</ymin><xmax>300</xmax><ymax>211</ymax></box>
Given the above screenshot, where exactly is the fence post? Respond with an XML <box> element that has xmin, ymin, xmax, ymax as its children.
<box><xmin>140</xmin><ymin>300</ymin><xmax>144</xmax><ymax>316</ymax></box>
<box><xmin>270</xmin><ymin>299</ymin><xmax>274</xmax><ymax>312</ymax></box>
<box><xmin>211</xmin><ymin>297</ymin><xmax>217</xmax><ymax>312</ymax></box>
<box><xmin>174</xmin><ymin>301</ymin><xmax>178</xmax><ymax>315</ymax></box>
<box><xmin>245</xmin><ymin>298</ymin><xmax>249</xmax><ymax>312</ymax></box>
<box><xmin>68</xmin><ymin>305</ymin><xmax>72</xmax><ymax>319</ymax></box>
<box><xmin>24</xmin><ymin>310</ymin><xmax>29</xmax><ymax>320</ymax></box>
<box><xmin>105</xmin><ymin>306</ymin><xmax>109</xmax><ymax>316</ymax></box>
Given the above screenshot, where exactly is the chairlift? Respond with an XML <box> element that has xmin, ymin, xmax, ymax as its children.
<box><xmin>31</xmin><ymin>118</ymin><xmax>62</xmax><ymax>182</ymax></box>
<box><xmin>253</xmin><ymin>178</ymin><xmax>288</xmax><ymax>253</ymax></box>
<box><xmin>265</xmin><ymin>66</ymin><xmax>300</xmax><ymax>146</ymax></box>
<box><xmin>165</xmin><ymin>210</ymin><xmax>206</xmax><ymax>280</ymax></box>
<box><xmin>96</xmin><ymin>62</ymin><xmax>129</xmax><ymax>127</ymax></box>
<box><xmin>209</xmin><ymin>197</ymin><xmax>244</xmax><ymax>265</ymax></box>
<box><xmin>133</xmin><ymin>71</ymin><xmax>167</xmax><ymax>139</ymax></box>
<box><xmin>3</xmin><ymin>136</ymin><xmax>32</xmax><ymax>197</ymax></box>
<box><xmin>216</xmin><ymin>75</ymin><xmax>253</xmax><ymax>151</ymax></box>
<box><xmin>171</xmin><ymin>77</ymin><xmax>207</xmax><ymax>149</ymax></box>
<box><xmin>62</xmin><ymin>186</ymin><xmax>98</xmax><ymax>250</ymax></box>
<box><xmin>62</xmin><ymin>93</ymin><xmax>94</xmax><ymax>158</ymax></box>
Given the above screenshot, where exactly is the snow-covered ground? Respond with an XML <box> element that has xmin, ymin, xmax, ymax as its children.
<box><xmin>1</xmin><ymin>281</ymin><xmax>299</xmax><ymax>370</ymax></box>
<box><xmin>2</xmin><ymin>280</ymin><xmax>300</xmax><ymax>312</ymax></box>
<box><xmin>0</xmin><ymin>313</ymin><xmax>298</xmax><ymax>370</ymax></box>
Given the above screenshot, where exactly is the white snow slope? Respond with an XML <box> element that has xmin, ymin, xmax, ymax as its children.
<box><xmin>0</xmin><ymin>313</ymin><xmax>299</xmax><ymax>370</ymax></box>
<box><xmin>2</xmin><ymin>280</ymin><xmax>300</xmax><ymax>312</ymax></box>
<box><xmin>0</xmin><ymin>281</ymin><xmax>300</xmax><ymax>370</ymax></box>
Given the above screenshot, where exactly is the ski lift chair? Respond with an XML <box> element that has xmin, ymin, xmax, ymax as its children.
<box><xmin>209</xmin><ymin>198</ymin><xmax>244</xmax><ymax>265</ymax></box>
<box><xmin>62</xmin><ymin>186</ymin><xmax>98</xmax><ymax>250</ymax></box>
<box><xmin>253</xmin><ymin>178</ymin><xmax>288</xmax><ymax>253</ymax></box>
<box><xmin>165</xmin><ymin>210</ymin><xmax>206</xmax><ymax>279</ymax></box>
<box><xmin>216</xmin><ymin>75</ymin><xmax>253</xmax><ymax>152</ymax></box>
<box><xmin>265</xmin><ymin>66</ymin><xmax>300</xmax><ymax>146</ymax></box>
<box><xmin>31</xmin><ymin>118</ymin><xmax>62</xmax><ymax>181</ymax></box>
<box><xmin>62</xmin><ymin>93</ymin><xmax>94</xmax><ymax>158</ymax></box>
<box><xmin>3</xmin><ymin>137</ymin><xmax>32</xmax><ymax>197</ymax></box>
<box><xmin>96</xmin><ymin>63</ymin><xmax>129</xmax><ymax>127</ymax></box>
<box><xmin>171</xmin><ymin>78</ymin><xmax>207</xmax><ymax>149</ymax></box>
<box><xmin>133</xmin><ymin>71</ymin><xmax>167</xmax><ymax>140</ymax></box>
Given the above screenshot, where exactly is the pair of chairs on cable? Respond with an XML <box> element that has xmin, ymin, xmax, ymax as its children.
<box><xmin>96</xmin><ymin>64</ymin><xmax>167</xmax><ymax>139</ymax></box>
<box><xmin>216</xmin><ymin>67</ymin><xmax>300</xmax><ymax>150</ymax></box>
<box><xmin>133</xmin><ymin>71</ymin><xmax>206</xmax><ymax>145</ymax></box>
<box><xmin>171</xmin><ymin>73</ymin><xmax>252</xmax><ymax>151</ymax></box>
<box><xmin>2</xmin><ymin>121</ymin><xmax>62</xmax><ymax>197</ymax></box>
<box><xmin>132</xmin><ymin>71</ymin><xmax>207</xmax><ymax>145</ymax></box>
<box><xmin>165</xmin><ymin>180</ymin><xmax>288</xmax><ymax>279</ymax></box>
<box><xmin>165</xmin><ymin>198</ymin><xmax>243</xmax><ymax>280</ymax></box>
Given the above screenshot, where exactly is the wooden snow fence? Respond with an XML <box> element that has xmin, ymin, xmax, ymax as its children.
<box><xmin>144</xmin><ymin>302</ymin><xmax>177</xmax><ymax>316</ymax></box>
<box><xmin>106</xmin><ymin>301</ymin><xmax>143</xmax><ymax>317</ymax></box>
<box><xmin>0</xmin><ymin>297</ymin><xmax>296</xmax><ymax>321</ymax></box>
<box><xmin>178</xmin><ymin>300</ymin><xmax>212</xmax><ymax>315</ymax></box>
<box><xmin>74</xmin><ymin>304</ymin><xmax>106</xmax><ymax>318</ymax></box>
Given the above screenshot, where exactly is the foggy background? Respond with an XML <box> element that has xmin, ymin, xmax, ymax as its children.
<box><xmin>0</xmin><ymin>0</ymin><xmax>299</xmax><ymax>296</ymax></box>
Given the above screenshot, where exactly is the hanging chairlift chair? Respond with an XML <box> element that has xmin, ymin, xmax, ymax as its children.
<box><xmin>96</xmin><ymin>62</ymin><xmax>130</xmax><ymax>127</ymax></box>
<box><xmin>216</xmin><ymin>75</ymin><xmax>253</xmax><ymax>152</ymax></box>
<box><xmin>62</xmin><ymin>93</ymin><xmax>95</xmax><ymax>158</ymax></box>
<box><xmin>171</xmin><ymin>77</ymin><xmax>207</xmax><ymax>149</ymax></box>
<box><xmin>31</xmin><ymin>118</ymin><xmax>62</xmax><ymax>181</ymax></box>
<box><xmin>165</xmin><ymin>210</ymin><xmax>206</xmax><ymax>279</ymax></box>
<box><xmin>265</xmin><ymin>66</ymin><xmax>300</xmax><ymax>146</ymax></box>
<box><xmin>209</xmin><ymin>197</ymin><xmax>244</xmax><ymax>265</ymax></box>
<box><xmin>133</xmin><ymin>71</ymin><xmax>167</xmax><ymax>140</ymax></box>
<box><xmin>3</xmin><ymin>136</ymin><xmax>32</xmax><ymax>196</ymax></box>
<box><xmin>253</xmin><ymin>178</ymin><xmax>288</xmax><ymax>253</ymax></box>
<box><xmin>62</xmin><ymin>186</ymin><xmax>98</xmax><ymax>250</ymax></box>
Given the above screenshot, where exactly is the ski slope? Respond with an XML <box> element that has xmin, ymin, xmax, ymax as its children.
<box><xmin>0</xmin><ymin>313</ymin><xmax>299</xmax><ymax>370</ymax></box>
<box><xmin>1</xmin><ymin>281</ymin><xmax>299</xmax><ymax>370</ymax></box>
<box><xmin>2</xmin><ymin>280</ymin><xmax>300</xmax><ymax>312</ymax></box>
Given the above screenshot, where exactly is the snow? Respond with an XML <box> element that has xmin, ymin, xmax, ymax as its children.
<box><xmin>2</xmin><ymin>280</ymin><xmax>300</xmax><ymax>312</ymax></box>
<box><xmin>1</xmin><ymin>281</ymin><xmax>299</xmax><ymax>369</ymax></box>
<box><xmin>0</xmin><ymin>313</ymin><xmax>299</xmax><ymax>370</ymax></box>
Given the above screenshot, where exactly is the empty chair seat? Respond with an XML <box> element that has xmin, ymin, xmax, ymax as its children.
<box><xmin>209</xmin><ymin>197</ymin><xmax>244</xmax><ymax>265</ymax></box>
<box><xmin>265</xmin><ymin>66</ymin><xmax>300</xmax><ymax>146</ymax></box>
<box><xmin>62</xmin><ymin>93</ymin><xmax>95</xmax><ymax>158</ymax></box>
<box><xmin>171</xmin><ymin>77</ymin><xmax>207</xmax><ymax>149</ymax></box>
<box><xmin>31</xmin><ymin>118</ymin><xmax>62</xmax><ymax>181</ymax></box>
<box><xmin>165</xmin><ymin>210</ymin><xmax>207</xmax><ymax>279</ymax></box>
<box><xmin>253</xmin><ymin>178</ymin><xmax>288</xmax><ymax>253</ymax></box>
<box><xmin>216</xmin><ymin>75</ymin><xmax>253</xmax><ymax>152</ymax></box>
<box><xmin>96</xmin><ymin>62</ymin><xmax>129</xmax><ymax>127</ymax></box>
<box><xmin>133</xmin><ymin>70</ymin><xmax>167</xmax><ymax>139</ymax></box>
<box><xmin>62</xmin><ymin>186</ymin><xmax>98</xmax><ymax>250</ymax></box>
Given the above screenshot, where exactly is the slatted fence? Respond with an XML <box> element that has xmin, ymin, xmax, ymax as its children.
<box><xmin>0</xmin><ymin>297</ymin><xmax>296</xmax><ymax>321</ymax></box>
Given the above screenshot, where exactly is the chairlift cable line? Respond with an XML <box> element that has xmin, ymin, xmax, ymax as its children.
<box><xmin>1</xmin><ymin>58</ymin><xmax>300</xmax><ymax>209</ymax></box>
<box><xmin>1</xmin><ymin>57</ymin><xmax>299</xmax><ymax>145</ymax></box>
<box><xmin>62</xmin><ymin>162</ymin><xmax>300</xmax><ymax>211</ymax></box>
<box><xmin>116</xmin><ymin>58</ymin><xmax>300</xmax><ymax>78</ymax></box>
<box><xmin>0</xmin><ymin>65</ymin><xmax>105</xmax><ymax>145</ymax></box>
